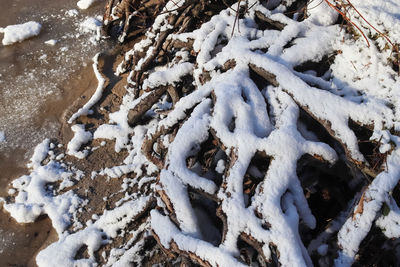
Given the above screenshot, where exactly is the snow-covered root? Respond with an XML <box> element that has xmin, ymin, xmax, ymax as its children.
<box><xmin>3</xmin><ymin>0</ymin><xmax>400</xmax><ymax>265</ymax></box>
<box><xmin>335</xmin><ymin>137</ymin><xmax>400</xmax><ymax>266</ymax></box>
<box><xmin>140</xmin><ymin>0</ymin><xmax>398</xmax><ymax>265</ymax></box>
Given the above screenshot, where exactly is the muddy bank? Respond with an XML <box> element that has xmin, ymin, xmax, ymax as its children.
<box><xmin>0</xmin><ymin>64</ymin><xmax>97</xmax><ymax>193</ymax></box>
<box><xmin>0</xmin><ymin>213</ymin><xmax>57</xmax><ymax>267</ymax></box>
<box><xmin>0</xmin><ymin>40</ymin><xmax>127</xmax><ymax>264</ymax></box>
<box><xmin>0</xmin><ymin>1</ymin><xmax>109</xmax><ymax>263</ymax></box>
<box><xmin>0</xmin><ymin>63</ymin><xmax>98</xmax><ymax>266</ymax></box>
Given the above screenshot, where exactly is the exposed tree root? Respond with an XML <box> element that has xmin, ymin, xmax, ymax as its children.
<box><xmin>4</xmin><ymin>0</ymin><xmax>400</xmax><ymax>266</ymax></box>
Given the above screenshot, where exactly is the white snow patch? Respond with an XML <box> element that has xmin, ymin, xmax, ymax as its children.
<box><xmin>79</xmin><ymin>17</ymin><xmax>102</xmax><ymax>44</ymax></box>
<box><xmin>65</xmin><ymin>9</ymin><xmax>79</xmax><ymax>17</ymax></box>
<box><xmin>67</xmin><ymin>124</ymin><xmax>93</xmax><ymax>159</ymax></box>
<box><xmin>79</xmin><ymin>17</ymin><xmax>102</xmax><ymax>33</ymax></box>
<box><xmin>77</xmin><ymin>0</ymin><xmax>102</xmax><ymax>10</ymax></box>
<box><xmin>27</xmin><ymin>139</ymin><xmax>50</xmax><ymax>169</ymax></box>
<box><xmin>1</xmin><ymin>21</ymin><xmax>41</xmax><ymax>45</ymax></box>
<box><xmin>36</xmin><ymin>196</ymin><xmax>151</xmax><ymax>266</ymax></box>
<box><xmin>44</xmin><ymin>39</ymin><xmax>57</xmax><ymax>45</ymax></box>
<box><xmin>142</xmin><ymin>62</ymin><xmax>193</xmax><ymax>89</ymax></box>
<box><xmin>68</xmin><ymin>53</ymin><xmax>105</xmax><ymax>123</ymax></box>
<box><xmin>215</xmin><ymin>159</ymin><xmax>225</xmax><ymax>174</ymax></box>
<box><xmin>3</xmin><ymin>141</ymin><xmax>83</xmax><ymax>234</ymax></box>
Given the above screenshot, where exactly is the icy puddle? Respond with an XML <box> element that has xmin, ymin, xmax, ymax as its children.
<box><xmin>0</xmin><ymin>0</ymin><xmax>109</xmax><ymax>264</ymax></box>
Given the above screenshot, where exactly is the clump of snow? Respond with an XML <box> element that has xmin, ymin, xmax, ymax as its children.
<box><xmin>215</xmin><ymin>159</ymin><xmax>225</xmax><ymax>174</ymax></box>
<box><xmin>78</xmin><ymin>16</ymin><xmax>102</xmax><ymax>44</ymax></box>
<box><xmin>77</xmin><ymin>0</ymin><xmax>101</xmax><ymax>10</ymax></box>
<box><xmin>27</xmin><ymin>139</ymin><xmax>51</xmax><ymax>169</ymax></box>
<box><xmin>65</xmin><ymin>9</ymin><xmax>79</xmax><ymax>17</ymax></box>
<box><xmin>307</xmin><ymin>0</ymin><xmax>338</xmax><ymax>26</ymax></box>
<box><xmin>142</xmin><ymin>62</ymin><xmax>193</xmax><ymax>89</ymax></box>
<box><xmin>3</xmin><ymin>140</ymin><xmax>84</xmax><ymax>234</ymax></box>
<box><xmin>44</xmin><ymin>39</ymin><xmax>57</xmax><ymax>46</ymax></box>
<box><xmin>80</xmin><ymin>17</ymin><xmax>102</xmax><ymax>33</ymax></box>
<box><xmin>376</xmin><ymin>197</ymin><xmax>400</xmax><ymax>239</ymax></box>
<box><xmin>67</xmin><ymin>124</ymin><xmax>92</xmax><ymax>159</ymax></box>
<box><xmin>1</xmin><ymin>21</ymin><xmax>41</xmax><ymax>45</ymax></box>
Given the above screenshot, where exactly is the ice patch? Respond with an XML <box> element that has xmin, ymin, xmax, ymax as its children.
<box><xmin>1</xmin><ymin>21</ymin><xmax>41</xmax><ymax>45</ymax></box>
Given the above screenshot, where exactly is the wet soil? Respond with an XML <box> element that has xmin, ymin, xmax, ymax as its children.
<box><xmin>0</xmin><ymin>0</ymin><xmax>106</xmax><ymax>263</ymax></box>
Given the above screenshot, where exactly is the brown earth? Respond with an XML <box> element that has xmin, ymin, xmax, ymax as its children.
<box><xmin>0</xmin><ymin>55</ymin><xmax>118</xmax><ymax>266</ymax></box>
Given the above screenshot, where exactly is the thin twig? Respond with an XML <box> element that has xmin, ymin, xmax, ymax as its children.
<box><xmin>324</xmin><ymin>0</ymin><xmax>370</xmax><ymax>47</ymax></box>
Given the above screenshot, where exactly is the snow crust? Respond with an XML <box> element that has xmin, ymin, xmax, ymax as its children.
<box><xmin>1</xmin><ymin>21</ymin><xmax>41</xmax><ymax>45</ymax></box>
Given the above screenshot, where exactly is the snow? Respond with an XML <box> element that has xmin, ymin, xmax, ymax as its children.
<box><xmin>142</xmin><ymin>62</ymin><xmax>193</xmax><ymax>89</ymax></box>
<box><xmin>335</xmin><ymin>137</ymin><xmax>400</xmax><ymax>267</ymax></box>
<box><xmin>1</xmin><ymin>21</ymin><xmax>41</xmax><ymax>45</ymax></box>
<box><xmin>4</xmin><ymin>139</ymin><xmax>84</xmax><ymax>234</ymax></box>
<box><xmin>27</xmin><ymin>138</ymin><xmax>51</xmax><ymax>169</ymax></box>
<box><xmin>376</xmin><ymin>197</ymin><xmax>400</xmax><ymax>239</ymax></box>
<box><xmin>77</xmin><ymin>0</ymin><xmax>101</xmax><ymax>10</ymax></box>
<box><xmin>37</xmin><ymin>196</ymin><xmax>151</xmax><ymax>266</ymax></box>
<box><xmin>3</xmin><ymin>0</ymin><xmax>400</xmax><ymax>265</ymax></box>
<box><xmin>215</xmin><ymin>159</ymin><xmax>225</xmax><ymax>174</ymax></box>
<box><xmin>151</xmin><ymin>210</ymin><xmax>247</xmax><ymax>267</ymax></box>
<box><xmin>79</xmin><ymin>17</ymin><xmax>102</xmax><ymax>44</ymax></box>
<box><xmin>44</xmin><ymin>39</ymin><xmax>57</xmax><ymax>45</ymax></box>
<box><xmin>307</xmin><ymin>0</ymin><xmax>338</xmax><ymax>26</ymax></box>
<box><xmin>65</xmin><ymin>9</ymin><xmax>79</xmax><ymax>17</ymax></box>
<box><xmin>68</xmin><ymin>53</ymin><xmax>105</xmax><ymax>123</ymax></box>
<box><xmin>67</xmin><ymin>124</ymin><xmax>92</xmax><ymax>159</ymax></box>
<box><xmin>100</xmin><ymin>164</ymin><xmax>137</xmax><ymax>179</ymax></box>
<box><xmin>79</xmin><ymin>17</ymin><xmax>102</xmax><ymax>33</ymax></box>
